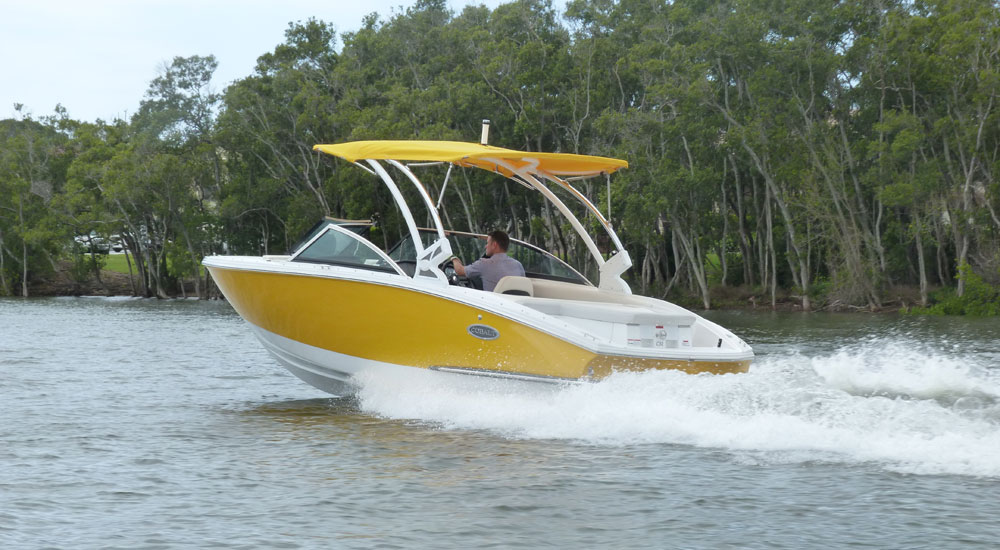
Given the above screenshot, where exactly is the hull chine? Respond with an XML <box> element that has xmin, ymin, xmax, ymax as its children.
<box><xmin>430</xmin><ymin>365</ymin><xmax>581</xmax><ymax>385</ymax></box>
<box><xmin>251</xmin><ymin>325</ymin><xmax>367</xmax><ymax>396</ymax></box>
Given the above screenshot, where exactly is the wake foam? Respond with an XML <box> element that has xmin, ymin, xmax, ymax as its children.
<box><xmin>353</xmin><ymin>338</ymin><xmax>1000</xmax><ymax>477</ymax></box>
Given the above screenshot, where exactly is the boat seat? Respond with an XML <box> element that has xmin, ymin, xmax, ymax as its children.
<box><xmin>527</xmin><ymin>279</ymin><xmax>690</xmax><ymax>312</ymax></box>
<box><xmin>529</xmin><ymin>278</ymin><xmax>627</xmax><ymax>303</ymax></box>
<box><xmin>494</xmin><ymin>276</ymin><xmax>533</xmax><ymax>296</ymax></box>
<box><xmin>509</xmin><ymin>296</ymin><xmax>696</xmax><ymax>325</ymax></box>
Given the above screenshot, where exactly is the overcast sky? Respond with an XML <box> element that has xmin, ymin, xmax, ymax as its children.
<box><xmin>1</xmin><ymin>0</ymin><xmax>536</xmax><ymax>123</ymax></box>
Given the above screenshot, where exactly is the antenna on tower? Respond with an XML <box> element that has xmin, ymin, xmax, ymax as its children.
<box><xmin>480</xmin><ymin>119</ymin><xmax>490</xmax><ymax>145</ymax></box>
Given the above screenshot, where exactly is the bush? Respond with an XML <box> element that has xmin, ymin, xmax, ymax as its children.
<box><xmin>68</xmin><ymin>244</ymin><xmax>106</xmax><ymax>284</ymax></box>
<box><xmin>910</xmin><ymin>263</ymin><xmax>1000</xmax><ymax>316</ymax></box>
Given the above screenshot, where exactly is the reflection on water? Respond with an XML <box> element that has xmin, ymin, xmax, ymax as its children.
<box><xmin>2</xmin><ymin>297</ymin><xmax>1000</xmax><ymax>549</ymax></box>
<box><xmin>239</xmin><ymin>396</ymin><xmax>587</xmax><ymax>488</ymax></box>
<box><xmin>249</xmin><ymin>397</ymin><xmax>358</xmax><ymax>420</ymax></box>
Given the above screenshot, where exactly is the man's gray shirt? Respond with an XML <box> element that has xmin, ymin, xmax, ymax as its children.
<box><xmin>464</xmin><ymin>252</ymin><xmax>525</xmax><ymax>291</ymax></box>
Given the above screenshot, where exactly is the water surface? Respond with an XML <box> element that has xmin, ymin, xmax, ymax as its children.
<box><xmin>2</xmin><ymin>298</ymin><xmax>998</xmax><ymax>548</ymax></box>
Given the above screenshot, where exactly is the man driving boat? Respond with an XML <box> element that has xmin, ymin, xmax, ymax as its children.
<box><xmin>452</xmin><ymin>230</ymin><xmax>525</xmax><ymax>291</ymax></box>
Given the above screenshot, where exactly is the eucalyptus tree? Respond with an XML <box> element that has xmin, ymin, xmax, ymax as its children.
<box><xmin>452</xmin><ymin>0</ymin><xmax>628</xmax><ymax>269</ymax></box>
<box><xmin>762</xmin><ymin>0</ymin><xmax>889</xmax><ymax>309</ymax></box>
<box><xmin>858</xmin><ymin>0</ymin><xmax>1000</xmax><ymax>299</ymax></box>
<box><xmin>330</xmin><ymin>1</ymin><xmax>471</xmax><ymax>247</ymax></box>
<box><xmin>216</xmin><ymin>18</ymin><xmax>342</xmax><ymax>251</ymax></box>
<box><xmin>57</xmin><ymin>119</ymin><xmax>131</xmax><ymax>292</ymax></box>
<box><xmin>872</xmin><ymin>109</ymin><xmax>942</xmax><ymax>306</ymax></box>
<box><xmin>0</xmin><ymin>111</ymin><xmax>71</xmax><ymax>296</ymax></box>
<box><xmin>459</xmin><ymin>0</ymin><xmax>571</xmax><ymax>152</ymax></box>
<box><xmin>591</xmin><ymin>1</ymin><xmax>715</xmax><ymax>307</ymax></box>
<box><xmin>696</xmin><ymin>2</ymin><xmax>803</xmax><ymax>309</ymax></box>
<box><xmin>95</xmin><ymin>54</ymin><xmax>224</xmax><ymax>298</ymax></box>
<box><xmin>918</xmin><ymin>0</ymin><xmax>1000</xmax><ymax>296</ymax></box>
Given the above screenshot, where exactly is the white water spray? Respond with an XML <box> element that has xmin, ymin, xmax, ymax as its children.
<box><xmin>354</xmin><ymin>337</ymin><xmax>1000</xmax><ymax>477</ymax></box>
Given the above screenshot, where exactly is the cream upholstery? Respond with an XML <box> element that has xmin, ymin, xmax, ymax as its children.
<box><xmin>500</xmin><ymin>277</ymin><xmax>696</xmax><ymax>322</ymax></box>
<box><xmin>493</xmin><ymin>276</ymin><xmax>534</xmax><ymax>296</ymax></box>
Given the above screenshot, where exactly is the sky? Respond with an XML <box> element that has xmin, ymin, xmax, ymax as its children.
<box><xmin>0</xmin><ymin>0</ymin><xmax>530</xmax><ymax>123</ymax></box>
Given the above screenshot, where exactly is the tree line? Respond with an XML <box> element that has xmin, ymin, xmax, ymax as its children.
<box><xmin>1</xmin><ymin>0</ymin><xmax>998</xmax><ymax>311</ymax></box>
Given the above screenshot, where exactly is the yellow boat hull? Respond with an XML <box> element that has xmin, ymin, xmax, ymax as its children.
<box><xmin>208</xmin><ymin>265</ymin><xmax>750</xmax><ymax>390</ymax></box>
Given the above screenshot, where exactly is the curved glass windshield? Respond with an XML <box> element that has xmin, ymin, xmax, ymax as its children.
<box><xmin>387</xmin><ymin>230</ymin><xmax>590</xmax><ymax>285</ymax></box>
<box><xmin>506</xmin><ymin>245</ymin><xmax>584</xmax><ymax>282</ymax></box>
<box><xmin>289</xmin><ymin>218</ymin><xmax>372</xmax><ymax>254</ymax></box>
<box><xmin>292</xmin><ymin>226</ymin><xmax>398</xmax><ymax>273</ymax></box>
<box><xmin>388</xmin><ymin>231</ymin><xmax>485</xmax><ymax>264</ymax></box>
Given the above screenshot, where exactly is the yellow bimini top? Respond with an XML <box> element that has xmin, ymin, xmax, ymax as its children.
<box><xmin>313</xmin><ymin>140</ymin><xmax>628</xmax><ymax>178</ymax></box>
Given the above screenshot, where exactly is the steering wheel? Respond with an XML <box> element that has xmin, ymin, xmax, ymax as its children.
<box><xmin>441</xmin><ymin>257</ymin><xmax>460</xmax><ymax>286</ymax></box>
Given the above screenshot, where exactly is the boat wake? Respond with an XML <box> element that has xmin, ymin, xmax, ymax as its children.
<box><xmin>353</xmin><ymin>337</ymin><xmax>1000</xmax><ymax>478</ymax></box>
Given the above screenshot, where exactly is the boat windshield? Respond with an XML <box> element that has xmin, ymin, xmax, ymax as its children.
<box><xmin>291</xmin><ymin>225</ymin><xmax>398</xmax><ymax>274</ymax></box>
<box><xmin>289</xmin><ymin>218</ymin><xmax>371</xmax><ymax>255</ymax></box>
<box><xmin>388</xmin><ymin>230</ymin><xmax>591</xmax><ymax>285</ymax></box>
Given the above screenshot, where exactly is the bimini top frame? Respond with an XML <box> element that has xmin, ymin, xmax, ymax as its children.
<box><xmin>313</xmin><ymin>140</ymin><xmax>633</xmax><ymax>293</ymax></box>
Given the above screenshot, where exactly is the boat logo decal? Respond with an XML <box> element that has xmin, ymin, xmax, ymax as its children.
<box><xmin>467</xmin><ymin>324</ymin><xmax>500</xmax><ymax>341</ymax></box>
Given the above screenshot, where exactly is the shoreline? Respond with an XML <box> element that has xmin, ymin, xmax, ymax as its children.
<box><xmin>18</xmin><ymin>267</ymin><xmax>927</xmax><ymax>314</ymax></box>
<box><xmin>24</xmin><ymin>267</ymin><xmax>216</xmax><ymax>301</ymax></box>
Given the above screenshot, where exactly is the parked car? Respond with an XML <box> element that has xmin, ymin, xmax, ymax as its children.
<box><xmin>74</xmin><ymin>232</ymin><xmax>110</xmax><ymax>254</ymax></box>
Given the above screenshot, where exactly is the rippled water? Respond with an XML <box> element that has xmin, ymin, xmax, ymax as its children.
<box><xmin>2</xmin><ymin>298</ymin><xmax>999</xmax><ymax>549</ymax></box>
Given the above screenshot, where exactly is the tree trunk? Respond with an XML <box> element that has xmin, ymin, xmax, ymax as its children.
<box><xmin>89</xmin><ymin>248</ymin><xmax>108</xmax><ymax>293</ymax></box>
<box><xmin>932</xmin><ymin>215</ymin><xmax>949</xmax><ymax>287</ymax></box>
<box><xmin>732</xmin><ymin>162</ymin><xmax>754</xmax><ymax>287</ymax></box>
<box><xmin>18</xmin><ymin>195</ymin><xmax>28</xmax><ymax>297</ymax></box>
<box><xmin>767</xmin><ymin>181</ymin><xmax>809</xmax><ymax>311</ymax></box>
<box><xmin>719</xmin><ymin>176</ymin><xmax>729</xmax><ymax>287</ymax></box>
<box><xmin>764</xmin><ymin>190</ymin><xmax>776</xmax><ymax>309</ymax></box>
<box><xmin>914</xmin><ymin>217</ymin><xmax>928</xmax><ymax>307</ymax></box>
<box><xmin>673</xmin><ymin>220</ymin><xmax>711</xmax><ymax>310</ymax></box>
<box><xmin>946</xmin><ymin>205</ymin><xmax>970</xmax><ymax>296</ymax></box>
<box><xmin>124</xmin><ymin>248</ymin><xmax>137</xmax><ymax>297</ymax></box>
<box><xmin>956</xmin><ymin>233</ymin><xmax>970</xmax><ymax>297</ymax></box>
<box><xmin>0</xmin><ymin>228</ymin><xmax>7</xmax><ymax>296</ymax></box>
<box><xmin>179</xmin><ymin>224</ymin><xmax>202</xmax><ymax>299</ymax></box>
<box><xmin>21</xmin><ymin>239</ymin><xmax>28</xmax><ymax>298</ymax></box>
<box><xmin>641</xmin><ymin>246</ymin><xmax>651</xmax><ymax>296</ymax></box>
<box><xmin>652</xmin><ymin>243</ymin><xmax>666</xmax><ymax>285</ymax></box>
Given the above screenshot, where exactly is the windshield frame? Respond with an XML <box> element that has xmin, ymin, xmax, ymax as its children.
<box><xmin>290</xmin><ymin>223</ymin><xmax>406</xmax><ymax>276</ymax></box>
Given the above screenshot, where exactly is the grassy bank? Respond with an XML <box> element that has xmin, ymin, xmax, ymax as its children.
<box><xmin>103</xmin><ymin>254</ymin><xmax>133</xmax><ymax>275</ymax></box>
<box><xmin>101</xmin><ymin>253</ymin><xmax>205</xmax><ymax>277</ymax></box>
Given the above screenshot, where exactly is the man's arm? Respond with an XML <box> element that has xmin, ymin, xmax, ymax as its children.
<box><xmin>453</xmin><ymin>257</ymin><xmax>483</xmax><ymax>279</ymax></box>
<box><xmin>452</xmin><ymin>257</ymin><xmax>467</xmax><ymax>277</ymax></box>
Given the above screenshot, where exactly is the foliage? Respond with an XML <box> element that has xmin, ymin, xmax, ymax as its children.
<box><xmin>1</xmin><ymin>0</ymin><xmax>999</xmax><ymax>313</ymax></box>
<box><xmin>68</xmin><ymin>243</ymin><xmax>106</xmax><ymax>284</ymax></box>
<box><xmin>911</xmin><ymin>263</ymin><xmax>1000</xmax><ymax>316</ymax></box>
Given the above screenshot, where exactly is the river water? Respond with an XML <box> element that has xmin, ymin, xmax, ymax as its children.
<box><xmin>2</xmin><ymin>297</ymin><xmax>999</xmax><ymax>549</ymax></box>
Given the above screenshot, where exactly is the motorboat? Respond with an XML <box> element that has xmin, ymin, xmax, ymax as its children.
<box><xmin>204</xmin><ymin>139</ymin><xmax>753</xmax><ymax>395</ymax></box>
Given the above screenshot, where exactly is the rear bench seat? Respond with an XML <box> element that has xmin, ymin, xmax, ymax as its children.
<box><xmin>494</xmin><ymin>276</ymin><xmax>695</xmax><ymax>325</ymax></box>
